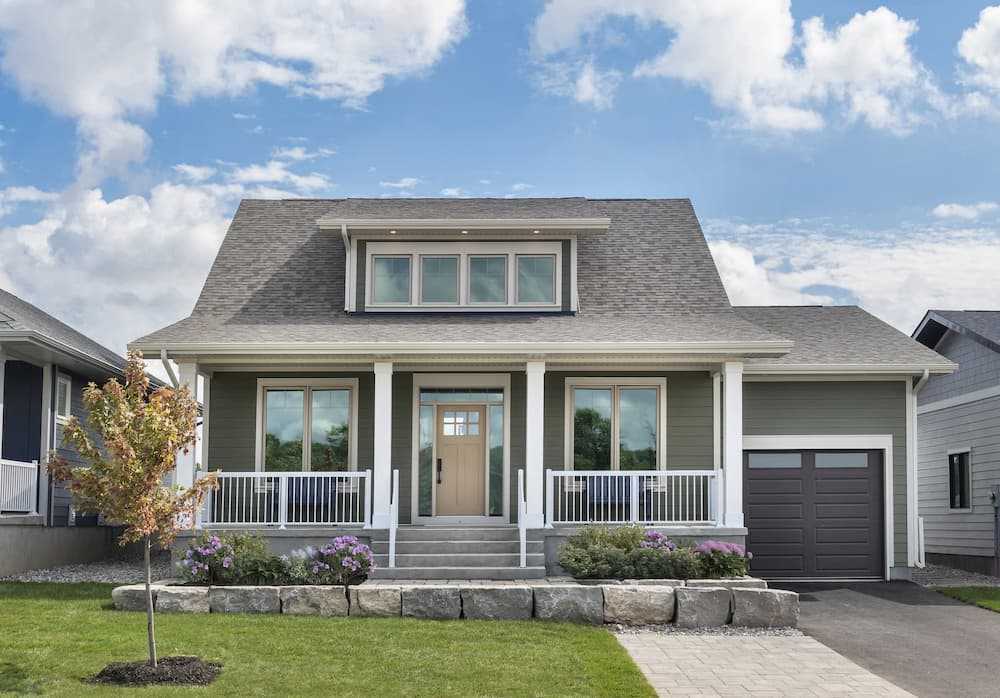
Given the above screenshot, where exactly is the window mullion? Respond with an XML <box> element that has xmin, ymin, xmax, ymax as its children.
<box><xmin>612</xmin><ymin>385</ymin><xmax>620</xmax><ymax>471</ymax></box>
<box><xmin>303</xmin><ymin>388</ymin><xmax>311</xmax><ymax>472</ymax></box>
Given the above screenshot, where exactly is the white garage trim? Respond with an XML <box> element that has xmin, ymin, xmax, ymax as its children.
<box><xmin>742</xmin><ymin>434</ymin><xmax>894</xmax><ymax>581</ymax></box>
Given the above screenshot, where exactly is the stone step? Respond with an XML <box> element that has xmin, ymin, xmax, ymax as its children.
<box><xmin>393</xmin><ymin>527</ymin><xmax>522</xmax><ymax>542</ymax></box>
<box><xmin>370</xmin><ymin>540</ymin><xmax>543</xmax><ymax>555</ymax></box>
<box><xmin>372</xmin><ymin>553</ymin><xmax>545</xmax><ymax>568</ymax></box>
<box><xmin>368</xmin><ymin>566</ymin><xmax>548</xmax><ymax>580</ymax></box>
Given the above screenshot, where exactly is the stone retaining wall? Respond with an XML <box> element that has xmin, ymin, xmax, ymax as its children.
<box><xmin>112</xmin><ymin>577</ymin><xmax>797</xmax><ymax>627</ymax></box>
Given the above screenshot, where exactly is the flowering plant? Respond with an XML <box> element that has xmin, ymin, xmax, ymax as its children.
<box><xmin>178</xmin><ymin>533</ymin><xmax>235</xmax><ymax>585</ymax></box>
<box><xmin>306</xmin><ymin>536</ymin><xmax>374</xmax><ymax>587</ymax></box>
<box><xmin>639</xmin><ymin>531</ymin><xmax>677</xmax><ymax>551</ymax></box>
<box><xmin>694</xmin><ymin>539</ymin><xmax>752</xmax><ymax>577</ymax></box>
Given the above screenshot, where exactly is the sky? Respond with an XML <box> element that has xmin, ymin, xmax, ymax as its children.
<box><xmin>0</xmin><ymin>0</ymin><xmax>999</xmax><ymax>367</ymax></box>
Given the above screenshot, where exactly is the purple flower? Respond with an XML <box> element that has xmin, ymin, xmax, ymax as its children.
<box><xmin>222</xmin><ymin>557</ymin><xmax>233</xmax><ymax>569</ymax></box>
<box><xmin>694</xmin><ymin>540</ymin><xmax>746</xmax><ymax>557</ymax></box>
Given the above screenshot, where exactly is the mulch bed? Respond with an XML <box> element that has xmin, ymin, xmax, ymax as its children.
<box><xmin>89</xmin><ymin>656</ymin><xmax>222</xmax><ymax>686</ymax></box>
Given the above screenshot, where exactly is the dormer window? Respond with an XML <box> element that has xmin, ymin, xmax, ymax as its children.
<box><xmin>516</xmin><ymin>255</ymin><xmax>556</xmax><ymax>305</ymax></box>
<box><xmin>372</xmin><ymin>256</ymin><xmax>411</xmax><ymax>304</ymax></box>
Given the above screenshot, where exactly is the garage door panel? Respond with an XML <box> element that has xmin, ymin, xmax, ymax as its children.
<box><xmin>745</xmin><ymin>449</ymin><xmax>883</xmax><ymax>579</ymax></box>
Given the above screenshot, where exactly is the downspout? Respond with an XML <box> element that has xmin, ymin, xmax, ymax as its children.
<box><xmin>912</xmin><ymin>369</ymin><xmax>930</xmax><ymax>567</ymax></box>
<box><xmin>160</xmin><ymin>349</ymin><xmax>179</xmax><ymax>389</ymax></box>
<box><xmin>341</xmin><ymin>223</ymin><xmax>352</xmax><ymax>313</ymax></box>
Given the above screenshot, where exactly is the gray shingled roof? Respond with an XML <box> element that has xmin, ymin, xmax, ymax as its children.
<box><xmin>734</xmin><ymin>306</ymin><xmax>955</xmax><ymax>370</ymax></box>
<box><xmin>926</xmin><ymin>310</ymin><xmax>1000</xmax><ymax>347</ymax></box>
<box><xmin>0</xmin><ymin>288</ymin><xmax>127</xmax><ymax>372</ymax></box>
<box><xmin>135</xmin><ymin>198</ymin><xmax>788</xmax><ymax>347</ymax></box>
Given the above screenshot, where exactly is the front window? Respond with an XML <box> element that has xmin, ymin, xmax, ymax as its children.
<box><xmin>570</xmin><ymin>382</ymin><xmax>662</xmax><ymax>470</ymax></box>
<box><xmin>372</xmin><ymin>256</ymin><xmax>411</xmax><ymax>304</ymax></box>
<box><xmin>262</xmin><ymin>384</ymin><xmax>353</xmax><ymax>471</ymax></box>
<box><xmin>949</xmin><ymin>450</ymin><xmax>971</xmax><ymax>510</ymax></box>
<box><xmin>420</xmin><ymin>256</ymin><xmax>459</xmax><ymax>303</ymax></box>
<box><xmin>516</xmin><ymin>255</ymin><xmax>555</xmax><ymax>304</ymax></box>
<box><xmin>469</xmin><ymin>255</ymin><xmax>507</xmax><ymax>303</ymax></box>
<box><xmin>55</xmin><ymin>375</ymin><xmax>72</xmax><ymax>445</ymax></box>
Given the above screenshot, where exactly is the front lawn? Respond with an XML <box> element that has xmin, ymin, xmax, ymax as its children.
<box><xmin>0</xmin><ymin>583</ymin><xmax>653</xmax><ymax>697</ymax></box>
<box><xmin>937</xmin><ymin>586</ymin><xmax>1000</xmax><ymax>613</ymax></box>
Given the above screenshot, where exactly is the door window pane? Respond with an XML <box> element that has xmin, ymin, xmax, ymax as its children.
<box><xmin>373</xmin><ymin>256</ymin><xmax>410</xmax><ymax>303</ymax></box>
<box><xmin>488</xmin><ymin>404</ymin><xmax>503</xmax><ymax>516</ymax></box>
<box><xmin>265</xmin><ymin>389</ymin><xmax>304</xmax><ymax>471</ymax></box>
<box><xmin>470</xmin><ymin>255</ymin><xmax>506</xmax><ymax>303</ymax></box>
<box><xmin>516</xmin><ymin>255</ymin><xmax>555</xmax><ymax>304</ymax></box>
<box><xmin>949</xmin><ymin>451</ymin><xmax>971</xmax><ymax>509</ymax></box>
<box><xmin>573</xmin><ymin>388</ymin><xmax>612</xmax><ymax>470</ymax></box>
<box><xmin>310</xmin><ymin>389</ymin><xmax>350</xmax><ymax>471</ymax></box>
<box><xmin>421</xmin><ymin>256</ymin><xmax>458</xmax><ymax>303</ymax></box>
<box><xmin>747</xmin><ymin>452</ymin><xmax>802</xmax><ymax>469</ymax></box>
<box><xmin>418</xmin><ymin>405</ymin><xmax>434</xmax><ymax>516</ymax></box>
<box><xmin>619</xmin><ymin>388</ymin><xmax>657</xmax><ymax>470</ymax></box>
<box><xmin>816</xmin><ymin>452</ymin><xmax>868</xmax><ymax>468</ymax></box>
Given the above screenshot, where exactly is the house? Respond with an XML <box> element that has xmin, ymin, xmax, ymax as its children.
<box><xmin>0</xmin><ymin>288</ymin><xmax>137</xmax><ymax>573</ymax></box>
<box><xmin>913</xmin><ymin>310</ymin><xmax>1000</xmax><ymax>576</ymax></box>
<box><xmin>131</xmin><ymin>198</ymin><xmax>953</xmax><ymax>581</ymax></box>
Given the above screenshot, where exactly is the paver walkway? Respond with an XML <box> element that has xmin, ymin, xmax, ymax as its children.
<box><xmin>617</xmin><ymin>632</ymin><xmax>912</xmax><ymax>697</ymax></box>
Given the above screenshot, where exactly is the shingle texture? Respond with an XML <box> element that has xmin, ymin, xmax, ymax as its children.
<box><xmin>928</xmin><ymin>310</ymin><xmax>1000</xmax><ymax>346</ymax></box>
<box><xmin>0</xmin><ymin>288</ymin><xmax>126</xmax><ymax>370</ymax></box>
<box><xmin>735</xmin><ymin>306</ymin><xmax>955</xmax><ymax>369</ymax></box>
<box><xmin>135</xmin><ymin>198</ymin><xmax>784</xmax><ymax>346</ymax></box>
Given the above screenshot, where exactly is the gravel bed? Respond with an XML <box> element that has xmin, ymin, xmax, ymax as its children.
<box><xmin>912</xmin><ymin>563</ymin><xmax>1000</xmax><ymax>588</ymax></box>
<box><xmin>0</xmin><ymin>557</ymin><xmax>174</xmax><ymax>584</ymax></box>
<box><xmin>614</xmin><ymin>624</ymin><xmax>803</xmax><ymax>637</ymax></box>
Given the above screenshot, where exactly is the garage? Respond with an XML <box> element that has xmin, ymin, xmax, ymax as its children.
<box><xmin>743</xmin><ymin>449</ymin><xmax>884</xmax><ymax>580</ymax></box>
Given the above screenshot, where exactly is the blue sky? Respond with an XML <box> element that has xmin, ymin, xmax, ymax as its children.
<box><xmin>0</xmin><ymin>0</ymin><xmax>999</xmax><ymax>359</ymax></box>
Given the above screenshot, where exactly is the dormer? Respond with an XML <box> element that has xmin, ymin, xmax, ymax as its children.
<box><xmin>317</xmin><ymin>217</ymin><xmax>610</xmax><ymax>313</ymax></box>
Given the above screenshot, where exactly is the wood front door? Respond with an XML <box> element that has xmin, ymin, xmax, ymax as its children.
<box><xmin>435</xmin><ymin>405</ymin><xmax>486</xmax><ymax>516</ymax></box>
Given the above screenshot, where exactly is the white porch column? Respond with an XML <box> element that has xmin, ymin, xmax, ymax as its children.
<box><xmin>722</xmin><ymin>361</ymin><xmax>745</xmax><ymax>528</ymax></box>
<box><xmin>199</xmin><ymin>370</ymin><xmax>211</xmax><ymax>471</ymax></box>
<box><xmin>524</xmin><ymin>360</ymin><xmax>545</xmax><ymax>528</ymax></box>
<box><xmin>0</xmin><ymin>344</ymin><xmax>5</xmax><ymax>459</ymax></box>
<box><xmin>371</xmin><ymin>361</ymin><xmax>393</xmax><ymax>529</ymax></box>
<box><xmin>175</xmin><ymin>361</ymin><xmax>199</xmax><ymax>489</ymax></box>
<box><xmin>37</xmin><ymin>362</ymin><xmax>53</xmax><ymax>521</ymax></box>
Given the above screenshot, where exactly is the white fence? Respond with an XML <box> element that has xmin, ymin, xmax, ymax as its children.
<box><xmin>545</xmin><ymin>469</ymin><xmax>718</xmax><ymax>526</ymax></box>
<box><xmin>0</xmin><ymin>459</ymin><xmax>38</xmax><ymax>514</ymax></box>
<box><xmin>198</xmin><ymin>470</ymin><xmax>372</xmax><ymax>528</ymax></box>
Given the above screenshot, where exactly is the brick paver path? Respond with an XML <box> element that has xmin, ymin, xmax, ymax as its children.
<box><xmin>617</xmin><ymin>632</ymin><xmax>913</xmax><ymax>697</ymax></box>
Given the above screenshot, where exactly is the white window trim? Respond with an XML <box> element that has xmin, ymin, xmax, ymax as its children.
<box><xmin>254</xmin><ymin>377</ymin><xmax>359</xmax><ymax>472</ymax></box>
<box><xmin>563</xmin><ymin>377</ymin><xmax>668</xmax><ymax>471</ymax></box>
<box><xmin>55</xmin><ymin>374</ymin><xmax>72</xmax><ymax>425</ymax></box>
<box><xmin>419</xmin><ymin>254</ymin><xmax>461</xmax><ymax>305</ymax></box>
<box><xmin>365</xmin><ymin>241</ymin><xmax>562</xmax><ymax>311</ymax></box>
<box><xmin>946</xmin><ymin>446</ymin><xmax>972</xmax><ymax>513</ymax></box>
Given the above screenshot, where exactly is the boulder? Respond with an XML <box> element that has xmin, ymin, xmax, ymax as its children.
<box><xmin>281</xmin><ymin>586</ymin><xmax>349</xmax><ymax>617</ymax></box>
<box><xmin>732</xmin><ymin>588</ymin><xmax>799</xmax><ymax>628</ymax></box>
<box><xmin>602</xmin><ymin>585</ymin><xmax>675</xmax><ymax>625</ymax></box>
<box><xmin>674</xmin><ymin>586</ymin><xmax>731</xmax><ymax>627</ymax></box>
<box><xmin>156</xmin><ymin>587</ymin><xmax>209</xmax><ymax>613</ymax></box>
<box><xmin>533</xmin><ymin>585</ymin><xmax>603</xmax><ymax>624</ymax></box>
<box><xmin>686</xmin><ymin>577</ymin><xmax>767</xmax><ymax>589</ymax></box>
<box><xmin>112</xmin><ymin>584</ymin><xmax>159</xmax><ymax>611</ymax></box>
<box><xmin>401</xmin><ymin>586</ymin><xmax>462</xmax><ymax>620</ymax></box>
<box><xmin>209</xmin><ymin>586</ymin><xmax>281</xmax><ymax>614</ymax></box>
<box><xmin>624</xmin><ymin>579</ymin><xmax>684</xmax><ymax>587</ymax></box>
<box><xmin>350</xmin><ymin>586</ymin><xmax>402</xmax><ymax>617</ymax></box>
<box><xmin>461</xmin><ymin>587</ymin><xmax>533</xmax><ymax>620</ymax></box>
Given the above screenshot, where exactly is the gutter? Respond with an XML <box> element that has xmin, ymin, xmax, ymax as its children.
<box><xmin>0</xmin><ymin>329</ymin><xmax>123</xmax><ymax>376</ymax></box>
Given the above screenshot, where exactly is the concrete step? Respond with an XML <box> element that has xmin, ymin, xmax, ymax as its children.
<box><xmin>370</xmin><ymin>540</ymin><xmax>543</xmax><ymax>555</ymax></box>
<box><xmin>372</xmin><ymin>553</ymin><xmax>545</xmax><ymax>568</ymax></box>
<box><xmin>394</xmin><ymin>527</ymin><xmax>522</xmax><ymax>542</ymax></box>
<box><xmin>368</xmin><ymin>566</ymin><xmax>547</xmax><ymax>580</ymax></box>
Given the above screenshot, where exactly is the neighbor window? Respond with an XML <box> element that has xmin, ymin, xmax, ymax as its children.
<box><xmin>516</xmin><ymin>255</ymin><xmax>556</xmax><ymax>304</ymax></box>
<box><xmin>54</xmin><ymin>375</ymin><xmax>72</xmax><ymax>445</ymax></box>
<box><xmin>420</xmin><ymin>256</ymin><xmax>458</xmax><ymax>303</ymax></box>
<box><xmin>948</xmin><ymin>450</ymin><xmax>971</xmax><ymax>510</ymax></box>
<box><xmin>570</xmin><ymin>382</ymin><xmax>662</xmax><ymax>470</ymax></box>
<box><xmin>372</xmin><ymin>256</ymin><xmax>411</xmax><ymax>304</ymax></box>
<box><xmin>262</xmin><ymin>383</ymin><xmax>353</xmax><ymax>471</ymax></box>
<box><xmin>469</xmin><ymin>255</ymin><xmax>507</xmax><ymax>303</ymax></box>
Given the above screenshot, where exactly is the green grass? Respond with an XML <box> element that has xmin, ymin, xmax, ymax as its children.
<box><xmin>937</xmin><ymin>586</ymin><xmax>1000</xmax><ymax>613</ymax></box>
<box><xmin>0</xmin><ymin>583</ymin><xmax>654</xmax><ymax>697</ymax></box>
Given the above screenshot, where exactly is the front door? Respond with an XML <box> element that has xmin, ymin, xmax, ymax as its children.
<box><xmin>435</xmin><ymin>405</ymin><xmax>486</xmax><ymax>516</ymax></box>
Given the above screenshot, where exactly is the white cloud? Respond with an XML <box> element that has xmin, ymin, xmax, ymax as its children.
<box><xmin>958</xmin><ymin>6</ymin><xmax>1000</xmax><ymax>92</ymax></box>
<box><xmin>531</xmin><ymin>1</ymin><xmax>939</xmax><ymax>134</ymax></box>
<box><xmin>0</xmin><ymin>185</ymin><xmax>59</xmax><ymax>218</ymax></box>
<box><xmin>0</xmin><ymin>0</ymin><xmax>468</xmax><ymax>176</ymax></box>
<box><xmin>380</xmin><ymin>177</ymin><xmax>421</xmax><ymax>189</ymax></box>
<box><xmin>173</xmin><ymin>163</ymin><xmax>217</xmax><ymax>182</ymax></box>
<box><xmin>231</xmin><ymin>160</ymin><xmax>332</xmax><ymax>193</ymax></box>
<box><xmin>232</xmin><ymin>112</ymin><xmax>256</xmax><ymax>120</ymax></box>
<box><xmin>931</xmin><ymin>201</ymin><xmax>999</xmax><ymax>220</ymax></box>
<box><xmin>440</xmin><ymin>187</ymin><xmax>465</xmax><ymax>197</ymax></box>
<box><xmin>271</xmin><ymin>146</ymin><xmax>336</xmax><ymax>161</ymax></box>
<box><xmin>706</xmin><ymin>218</ymin><xmax>1000</xmax><ymax>333</ymax></box>
<box><xmin>510</xmin><ymin>182</ymin><xmax>534</xmax><ymax>192</ymax></box>
<box><xmin>479</xmin><ymin>179</ymin><xmax>491</xmax><ymax>185</ymax></box>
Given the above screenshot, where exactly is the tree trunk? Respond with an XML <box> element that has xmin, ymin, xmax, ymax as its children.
<box><xmin>144</xmin><ymin>536</ymin><xmax>158</xmax><ymax>668</ymax></box>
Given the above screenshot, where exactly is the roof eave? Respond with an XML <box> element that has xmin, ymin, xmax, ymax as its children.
<box><xmin>317</xmin><ymin>217</ymin><xmax>612</xmax><ymax>232</ymax></box>
<box><xmin>0</xmin><ymin>329</ymin><xmax>123</xmax><ymax>375</ymax></box>
<box><xmin>744</xmin><ymin>362</ymin><xmax>956</xmax><ymax>375</ymax></box>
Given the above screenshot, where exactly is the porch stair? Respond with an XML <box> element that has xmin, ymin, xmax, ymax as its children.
<box><xmin>368</xmin><ymin>527</ymin><xmax>547</xmax><ymax>580</ymax></box>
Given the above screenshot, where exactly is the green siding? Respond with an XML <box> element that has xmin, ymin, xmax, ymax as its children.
<box><xmin>207</xmin><ymin>372</ymin><xmax>375</xmax><ymax>473</ymax></box>
<box><xmin>743</xmin><ymin>380</ymin><xmax>908</xmax><ymax>566</ymax></box>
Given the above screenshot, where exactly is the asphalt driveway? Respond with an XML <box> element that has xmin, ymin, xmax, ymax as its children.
<box><xmin>774</xmin><ymin>582</ymin><xmax>1000</xmax><ymax>698</ymax></box>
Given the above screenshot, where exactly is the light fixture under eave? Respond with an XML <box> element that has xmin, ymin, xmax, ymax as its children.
<box><xmin>389</xmin><ymin>229</ymin><xmax>397</xmax><ymax>235</ymax></box>
<box><xmin>533</xmin><ymin>229</ymin><xmax>540</xmax><ymax>234</ymax></box>
<box><xmin>461</xmin><ymin>229</ymin><xmax>469</xmax><ymax>235</ymax></box>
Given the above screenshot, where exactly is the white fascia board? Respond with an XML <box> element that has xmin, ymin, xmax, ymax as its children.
<box><xmin>136</xmin><ymin>339</ymin><xmax>794</xmax><ymax>357</ymax></box>
<box><xmin>318</xmin><ymin>217</ymin><xmax>611</xmax><ymax>231</ymax></box>
<box><xmin>743</xmin><ymin>362</ymin><xmax>956</xmax><ymax>376</ymax></box>
<box><xmin>0</xmin><ymin>330</ymin><xmax>122</xmax><ymax>375</ymax></box>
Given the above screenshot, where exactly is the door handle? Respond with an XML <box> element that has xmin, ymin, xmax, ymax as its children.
<box><xmin>437</xmin><ymin>458</ymin><xmax>443</xmax><ymax>484</ymax></box>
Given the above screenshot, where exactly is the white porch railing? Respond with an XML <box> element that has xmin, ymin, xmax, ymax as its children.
<box><xmin>545</xmin><ymin>469</ymin><xmax>719</xmax><ymax>526</ymax></box>
<box><xmin>388</xmin><ymin>469</ymin><xmax>399</xmax><ymax>568</ymax></box>
<box><xmin>0</xmin><ymin>459</ymin><xmax>38</xmax><ymax>514</ymax></box>
<box><xmin>197</xmin><ymin>470</ymin><xmax>372</xmax><ymax>528</ymax></box>
<box><xmin>517</xmin><ymin>469</ymin><xmax>527</xmax><ymax>567</ymax></box>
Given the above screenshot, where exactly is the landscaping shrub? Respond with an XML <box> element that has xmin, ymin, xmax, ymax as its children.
<box><xmin>303</xmin><ymin>536</ymin><xmax>374</xmax><ymax>587</ymax></box>
<box><xmin>694</xmin><ymin>540</ymin><xmax>751</xmax><ymax>578</ymax></box>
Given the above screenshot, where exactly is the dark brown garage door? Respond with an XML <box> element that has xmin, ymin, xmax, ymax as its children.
<box><xmin>744</xmin><ymin>450</ymin><xmax>884</xmax><ymax>580</ymax></box>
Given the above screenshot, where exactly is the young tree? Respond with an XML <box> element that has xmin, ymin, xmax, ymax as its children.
<box><xmin>49</xmin><ymin>351</ymin><xmax>217</xmax><ymax>668</ymax></box>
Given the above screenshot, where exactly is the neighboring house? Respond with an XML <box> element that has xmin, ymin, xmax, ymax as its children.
<box><xmin>132</xmin><ymin>198</ymin><xmax>953</xmax><ymax>582</ymax></box>
<box><xmin>913</xmin><ymin>310</ymin><xmax>1000</xmax><ymax>576</ymax></box>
